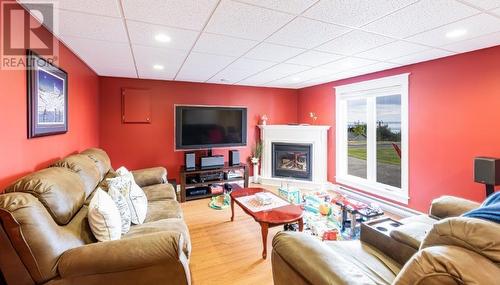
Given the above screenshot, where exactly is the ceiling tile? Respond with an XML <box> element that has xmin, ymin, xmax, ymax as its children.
<box><xmin>493</xmin><ymin>7</ymin><xmax>500</xmax><ymax>15</ymax></box>
<box><xmin>270</xmin><ymin>67</ymin><xmax>333</xmax><ymax>85</ymax></box>
<box><xmin>61</xmin><ymin>36</ymin><xmax>136</xmax><ymax>77</ymax></box>
<box><xmin>59</xmin><ymin>10</ymin><xmax>128</xmax><ymax>42</ymax></box>
<box><xmin>356</xmin><ymin>41</ymin><xmax>428</xmax><ymax>61</ymax></box>
<box><xmin>176</xmin><ymin>52</ymin><xmax>236</xmax><ymax>82</ymax></box>
<box><xmin>322</xmin><ymin>62</ymin><xmax>400</xmax><ymax>83</ymax></box>
<box><xmin>18</xmin><ymin>0</ymin><xmax>122</xmax><ymax>17</ymax></box>
<box><xmin>300</xmin><ymin>75</ymin><xmax>335</xmax><ymax>86</ymax></box>
<box><xmin>244</xmin><ymin>43</ymin><xmax>305</xmax><ymax>62</ymax></box>
<box><xmin>303</xmin><ymin>0</ymin><xmax>418</xmax><ymax>27</ymax></box>
<box><xmin>441</xmin><ymin>31</ymin><xmax>500</xmax><ymax>52</ymax></box>
<box><xmin>133</xmin><ymin>45</ymin><xmax>189</xmax><ymax>80</ymax></box>
<box><xmin>235</xmin><ymin>0</ymin><xmax>318</xmax><ymax>14</ymax></box>
<box><xmin>266</xmin><ymin>17</ymin><xmax>351</xmax><ymax>49</ymax></box>
<box><xmin>320</xmin><ymin>57</ymin><xmax>378</xmax><ymax>73</ymax></box>
<box><xmin>390</xmin><ymin>48</ymin><xmax>455</xmax><ymax>65</ymax></box>
<box><xmin>406</xmin><ymin>14</ymin><xmax>500</xmax><ymax>47</ymax></box>
<box><xmin>127</xmin><ymin>21</ymin><xmax>199</xmax><ymax>50</ymax></box>
<box><xmin>265</xmin><ymin>82</ymin><xmax>309</xmax><ymax>89</ymax></box>
<box><xmin>205</xmin><ymin>0</ymin><xmax>294</xmax><ymax>40</ymax></box>
<box><xmin>459</xmin><ymin>0</ymin><xmax>500</xmax><ymax>10</ymax></box>
<box><xmin>363</xmin><ymin>0</ymin><xmax>479</xmax><ymax>38</ymax></box>
<box><xmin>193</xmin><ymin>33</ymin><xmax>258</xmax><ymax>57</ymax></box>
<box><xmin>286</xmin><ymin>50</ymin><xmax>344</xmax><ymax>67</ymax></box>
<box><xmin>315</xmin><ymin>30</ymin><xmax>394</xmax><ymax>55</ymax></box>
<box><xmin>57</xmin><ymin>0</ymin><xmax>121</xmax><ymax>17</ymax></box>
<box><xmin>236</xmin><ymin>0</ymin><xmax>318</xmax><ymax>15</ymax></box>
<box><xmin>208</xmin><ymin>58</ymin><xmax>276</xmax><ymax>84</ymax></box>
<box><xmin>345</xmin><ymin>62</ymin><xmax>400</xmax><ymax>75</ymax></box>
<box><xmin>240</xmin><ymin>63</ymin><xmax>309</xmax><ymax>85</ymax></box>
<box><xmin>122</xmin><ymin>0</ymin><xmax>219</xmax><ymax>30</ymax></box>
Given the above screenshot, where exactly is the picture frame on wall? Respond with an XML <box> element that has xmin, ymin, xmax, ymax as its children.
<box><xmin>27</xmin><ymin>50</ymin><xmax>68</xmax><ymax>138</ymax></box>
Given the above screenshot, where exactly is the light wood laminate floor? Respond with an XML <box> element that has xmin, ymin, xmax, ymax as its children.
<box><xmin>181</xmin><ymin>184</ymin><xmax>280</xmax><ymax>285</ymax></box>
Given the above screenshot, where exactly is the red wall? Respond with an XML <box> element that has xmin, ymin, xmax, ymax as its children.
<box><xmin>0</xmin><ymin>0</ymin><xmax>100</xmax><ymax>190</ymax></box>
<box><xmin>298</xmin><ymin>46</ymin><xmax>500</xmax><ymax>212</ymax></box>
<box><xmin>99</xmin><ymin>77</ymin><xmax>298</xmax><ymax>180</ymax></box>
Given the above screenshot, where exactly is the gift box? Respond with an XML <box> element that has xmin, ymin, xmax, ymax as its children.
<box><xmin>278</xmin><ymin>186</ymin><xmax>301</xmax><ymax>204</ymax></box>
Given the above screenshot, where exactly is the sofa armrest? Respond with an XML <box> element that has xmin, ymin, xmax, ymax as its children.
<box><xmin>429</xmin><ymin>196</ymin><xmax>480</xmax><ymax>219</ymax></box>
<box><xmin>394</xmin><ymin>246</ymin><xmax>500</xmax><ymax>285</ymax></box>
<box><xmin>131</xmin><ymin>167</ymin><xmax>167</xmax><ymax>187</ymax></box>
<box><xmin>272</xmin><ymin>232</ymin><xmax>377</xmax><ymax>285</ymax></box>
<box><xmin>421</xmin><ymin>217</ymin><xmax>500</xmax><ymax>263</ymax></box>
<box><xmin>58</xmin><ymin>232</ymin><xmax>188</xmax><ymax>279</ymax></box>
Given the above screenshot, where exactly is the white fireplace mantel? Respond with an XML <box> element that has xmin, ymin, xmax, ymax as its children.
<box><xmin>258</xmin><ymin>124</ymin><xmax>330</xmax><ymax>189</ymax></box>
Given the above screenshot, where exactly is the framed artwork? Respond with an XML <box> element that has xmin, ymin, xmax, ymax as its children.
<box><xmin>27</xmin><ymin>50</ymin><xmax>68</xmax><ymax>138</ymax></box>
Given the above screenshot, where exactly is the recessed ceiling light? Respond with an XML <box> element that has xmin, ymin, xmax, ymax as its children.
<box><xmin>153</xmin><ymin>64</ymin><xmax>164</xmax><ymax>70</ymax></box>
<box><xmin>445</xmin><ymin>29</ymin><xmax>467</xmax><ymax>39</ymax></box>
<box><xmin>154</xmin><ymin>33</ymin><xmax>171</xmax><ymax>43</ymax></box>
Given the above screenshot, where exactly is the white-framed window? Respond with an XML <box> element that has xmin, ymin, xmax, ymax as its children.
<box><xmin>335</xmin><ymin>74</ymin><xmax>409</xmax><ymax>204</ymax></box>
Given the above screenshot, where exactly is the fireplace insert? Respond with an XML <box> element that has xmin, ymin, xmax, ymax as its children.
<box><xmin>272</xmin><ymin>143</ymin><xmax>312</xmax><ymax>181</ymax></box>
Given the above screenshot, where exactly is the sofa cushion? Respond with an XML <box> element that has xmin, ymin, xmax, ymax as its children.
<box><xmin>421</xmin><ymin>217</ymin><xmax>500</xmax><ymax>263</ymax></box>
<box><xmin>5</xmin><ymin>167</ymin><xmax>85</xmax><ymax>225</ymax></box>
<box><xmin>81</xmin><ymin>148</ymin><xmax>112</xmax><ymax>180</ymax></box>
<box><xmin>108</xmin><ymin>170</ymin><xmax>148</xmax><ymax>225</ymax></box>
<box><xmin>326</xmin><ymin>241</ymin><xmax>400</xmax><ymax>285</ymax></box>
<box><xmin>88</xmin><ymin>189</ymin><xmax>122</xmax><ymax>241</ymax></box>
<box><xmin>143</xmin><ymin>184</ymin><xmax>177</xmax><ymax>201</ymax></box>
<box><xmin>390</xmin><ymin>222</ymin><xmax>432</xmax><ymax>250</ymax></box>
<box><xmin>145</xmin><ymin>200</ymin><xmax>183</xmax><ymax>223</ymax></box>
<box><xmin>108</xmin><ymin>185</ymin><xmax>132</xmax><ymax>234</ymax></box>
<box><xmin>52</xmin><ymin>154</ymin><xmax>101</xmax><ymax>199</ymax></box>
<box><xmin>124</xmin><ymin>218</ymin><xmax>191</xmax><ymax>257</ymax></box>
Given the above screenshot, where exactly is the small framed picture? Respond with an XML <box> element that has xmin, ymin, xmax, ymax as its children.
<box><xmin>27</xmin><ymin>50</ymin><xmax>68</xmax><ymax>138</ymax></box>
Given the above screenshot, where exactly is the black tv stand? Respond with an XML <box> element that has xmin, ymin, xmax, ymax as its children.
<box><xmin>179</xmin><ymin>163</ymin><xmax>249</xmax><ymax>202</ymax></box>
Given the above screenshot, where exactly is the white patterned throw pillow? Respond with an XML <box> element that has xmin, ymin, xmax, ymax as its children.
<box><xmin>107</xmin><ymin>185</ymin><xmax>132</xmax><ymax>234</ymax></box>
<box><xmin>88</xmin><ymin>188</ymin><xmax>122</xmax><ymax>241</ymax></box>
<box><xmin>108</xmin><ymin>167</ymin><xmax>148</xmax><ymax>225</ymax></box>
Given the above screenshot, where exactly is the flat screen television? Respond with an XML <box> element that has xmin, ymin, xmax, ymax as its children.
<box><xmin>175</xmin><ymin>105</ymin><xmax>247</xmax><ymax>150</ymax></box>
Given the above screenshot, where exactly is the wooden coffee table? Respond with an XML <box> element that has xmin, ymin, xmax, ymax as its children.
<box><xmin>230</xmin><ymin>187</ymin><xmax>304</xmax><ymax>259</ymax></box>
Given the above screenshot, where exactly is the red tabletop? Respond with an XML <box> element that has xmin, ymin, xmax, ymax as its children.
<box><xmin>230</xmin><ymin>187</ymin><xmax>303</xmax><ymax>225</ymax></box>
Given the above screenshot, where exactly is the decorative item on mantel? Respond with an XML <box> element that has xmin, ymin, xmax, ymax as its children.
<box><xmin>250</xmin><ymin>142</ymin><xmax>263</xmax><ymax>183</ymax></box>
<box><xmin>260</xmin><ymin>114</ymin><xmax>268</xmax><ymax>125</ymax></box>
<box><xmin>309</xmin><ymin>112</ymin><xmax>318</xmax><ymax>124</ymax></box>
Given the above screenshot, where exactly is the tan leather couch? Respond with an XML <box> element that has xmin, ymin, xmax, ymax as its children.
<box><xmin>0</xmin><ymin>148</ymin><xmax>191</xmax><ymax>285</ymax></box>
<box><xmin>272</xmin><ymin>196</ymin><xmax>499</xmax><ymax>285</ymax></box>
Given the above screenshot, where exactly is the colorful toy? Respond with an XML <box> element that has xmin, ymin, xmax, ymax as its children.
<box><xmin>319</xmin><ymin>203</ymin><xmax>331</xmax><ymax>216</ymax></box>
<box><xmin>278</xmin><ymin>186</ymin><xmax>301</xmax><ymax>204</ymax></box>
<box><xmin>208</xmin><ymin>194</ymin><xmax>230</xmax><ymax>210</ymax></box>
<box><xmin>303</xmin><ymin>195</ymin><xmax>322</xmax><ymax>213</ymax></box>
<box><xmin>322</xmin><ymin>229</ymin><xmax>338</xmax><ymax>241</ymax></box>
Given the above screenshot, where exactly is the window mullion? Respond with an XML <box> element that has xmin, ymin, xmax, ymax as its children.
<box><xmin>339</xmin><ymin>100</ymin><xmax>347</xmax><ymax>177</ymax></box>
<box><xmin>366</xmin><ymin>97</ymin><xmax>377</xmax><ymax>183</ymax></box>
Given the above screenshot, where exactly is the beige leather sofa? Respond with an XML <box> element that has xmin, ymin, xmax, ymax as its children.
<box><xmin>0</xmin><ymin>148</ymin><xmax>191</xmax><ymax>285</ymax></box>
<box><xmin>272</xmin><ymin>196</ymin><xmax>500</xmax><ymax>285</ymax></box>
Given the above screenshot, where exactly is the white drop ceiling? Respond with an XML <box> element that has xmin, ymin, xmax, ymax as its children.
<box><xmin>19</xmin><ymin>0</ymin><xmax>500</xmax><ymax>89</ymax></box>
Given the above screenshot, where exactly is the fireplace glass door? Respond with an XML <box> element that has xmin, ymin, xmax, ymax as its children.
<box><xmin>272</xmin><ymin>143</ymin><xmax>312</xmax><ymax>181</ymax></box>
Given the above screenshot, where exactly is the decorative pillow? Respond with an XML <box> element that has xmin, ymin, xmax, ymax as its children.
<box><xmin>108</xmin><ymin>185</ymin><xmax>132</xmax><ymax>234</ymax></box>
<box><xmin>108</xmin><ymin>167</ymin><xmax>147</xmax><ymax>225</ymax></box>
<box><xmin>88</xmin><ymin>188</ymin><xmax>122</xmax><ymax>241</ymax></box>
